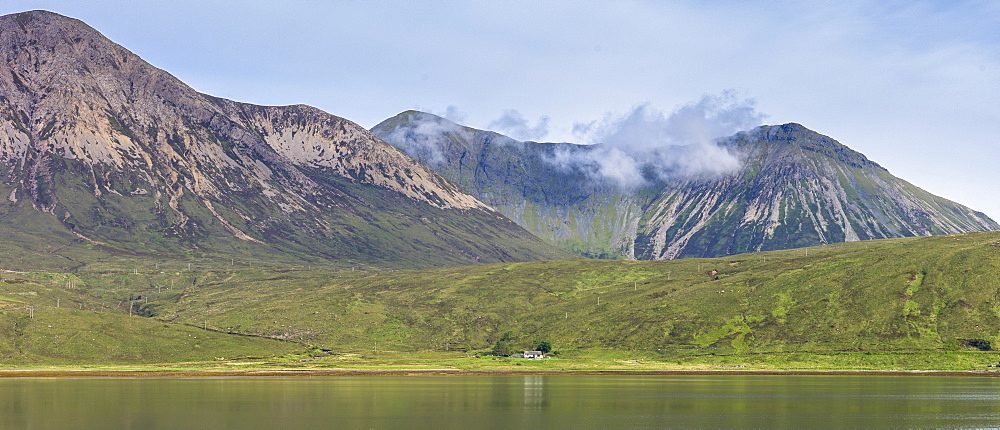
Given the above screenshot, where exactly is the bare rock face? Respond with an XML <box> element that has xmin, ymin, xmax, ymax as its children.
<box><xmin>374</xmin><ymin>111</ymin><xmax>999</xmax><ymax>260</ymax></box>
<box><xmin>0</xmin><ymin>10</ymin><xmax>570</xmax><ymax>267</ymax></box>
<box><xmin>631</xmin><ymin>123</ymin><xmax>998</xmax><ymax>259</ymax></box>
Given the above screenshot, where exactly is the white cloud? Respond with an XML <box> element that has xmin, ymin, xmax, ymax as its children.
<box><xmin>380</xmin><ymin>114</ymin><xmax>461</xmax><ymax>165</ymax></box>
<box><xmin>488</xmin><ymin>110</ymin><xmax>550</xmax><ymax>141</ymax></box>
<box><xmin>553</xmin><ymin>91</ymin><xmax>765</xmax><ymax>187</ymax></box>
<box><xmin>440</xmin><ymin>105</ymin><xmax>466</xmax><ymax>123</ymax></box>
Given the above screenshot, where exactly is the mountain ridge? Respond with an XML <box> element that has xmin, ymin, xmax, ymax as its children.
<box><xmin>0</xmin><ymin>10</ymin><xmax>572</xmax><ymax>268</ymax></box>
<box><xmin>373</xmin><ymin>110</ymin><xmax>997</xmax><ymax>259</ymax></box>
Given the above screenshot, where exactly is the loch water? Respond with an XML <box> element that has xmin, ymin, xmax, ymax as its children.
<box><xmin>3</xmin><ymin>374</ymin><xmax>1000</xmax><ymax>428</ymax></box>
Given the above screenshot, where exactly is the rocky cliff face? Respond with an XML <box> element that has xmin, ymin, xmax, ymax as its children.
<box><xmin>373</xmin><ymin>111</ymin><xmax>998</xmax><ymax>259</ymax></box>
<box><xmin>632</xmin><ymin>123</ymin><xmax>998</xmax><ymax>259</ymax></box>
<box><xmin>0</xmin><ymin>11</ymin><xmax>571</xmax><ymax>268</ymax></box>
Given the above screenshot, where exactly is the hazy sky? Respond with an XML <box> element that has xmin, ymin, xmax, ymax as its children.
<box><xmin>4</xmin><ymin>1</ymin><xmax>999</xmax><ymax>220</ymax></box>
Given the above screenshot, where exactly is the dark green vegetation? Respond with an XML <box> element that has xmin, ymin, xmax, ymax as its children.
<box><xmin>2</xmin><ymin>231</ymin><xmax>999</xmax><ymax>369</ymax></box>
<box><xmin>373</xmin><ymin>111</ymin><xmax>998</xmax><ymax>260</ymax></box>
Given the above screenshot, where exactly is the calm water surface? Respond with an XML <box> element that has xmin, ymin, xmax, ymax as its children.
<box><xmin>3</xmin><ymin>375</ymin><xmax>1000</xmax><ymax>429</ymax></box>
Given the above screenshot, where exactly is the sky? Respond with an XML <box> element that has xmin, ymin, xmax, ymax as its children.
<box><xmin>3</xmin><ymin>1</ymin><xmax>999</xmax><ymax>220</ymax></box>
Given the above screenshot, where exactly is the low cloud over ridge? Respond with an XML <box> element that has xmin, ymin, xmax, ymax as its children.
<box><xmin>555</xmin><ymin>91</ymin><xmax>767</xmax><ymax>187</ymax></box>
<box><xmin>383</xmin><ymin>92</ymin><xmax>766</xmax><ymax>188</ymax></box>
<box><xmin>488</xmin><ymin>110</ymin><xmax>550</xmax><ymax>141</ymax></box>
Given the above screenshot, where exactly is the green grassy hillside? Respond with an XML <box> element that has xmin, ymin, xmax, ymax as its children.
<box><xmin>0</xmin><ymin>274</ymin><xmax>304</xmax><ymax>365</ymax></box>
<box><xmin>4</xmin><ymin>231</ymin><xmax>998</xmax><ymax>367</ymax></box>
<box><xmin>150</xmin><ymin>231</ymin><xmax>1000</xmax><ymax>357</ymax></box>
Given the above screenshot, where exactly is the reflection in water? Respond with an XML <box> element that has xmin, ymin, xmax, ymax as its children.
<box><xmin>3</xmin><ymin>375</ymin><xmax>1000</xmax><ymax>428</ymax></box>
<box><xmin>523</xmin><ymin>375</ymin><xmax>544</xmax><ymax>409</ymax></box>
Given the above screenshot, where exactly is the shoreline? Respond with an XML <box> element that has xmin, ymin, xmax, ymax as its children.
<box><xmin>1</xmin><ymin>368</ymin><xmax>999</xmax><ymax>378</ymax></box>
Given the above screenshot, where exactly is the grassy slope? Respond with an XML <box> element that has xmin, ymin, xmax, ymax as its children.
<box><xmin>4</xmin><ymin>230</ymin><xmax>998</xmax><ymax>368</ymax></box>
<box><xmin>0</xmin><ymin>287</ymin><xmax>304</xmax><ymax>366</ymax></box>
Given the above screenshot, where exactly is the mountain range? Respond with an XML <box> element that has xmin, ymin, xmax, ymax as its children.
<box><xmin>0</xmin><ymin>9</ymin><xmax>995</xmax><ymax>270</ymax></box>
<box><xmin>1</xmin><ymin>10</ymin><xmax>1000</xmax><ymax>367</ymax></box>
<box><xmin>0</xmin><ymin>10</ymin><xmax>570</xmax><ymax>269</ymax></box>
<box><xmin>373</xmin><ymin>111</ymin><xmax>998</xmax><ymax>259</ymax></box>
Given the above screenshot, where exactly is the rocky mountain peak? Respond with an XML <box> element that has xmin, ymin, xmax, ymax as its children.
<box><xmin>728</xmin><ymin>123</ymin><xmax>885</xmax><ymax>172</ymax></box>
<box><xmin>0</xmin><ymin>11</ymin><xmax>568</xmax><ymax>267</ymax></box>
<box><xmin>0</xmin><ymin>10</ymin><xmax>487</xmax><ymax>210</ymax></box>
